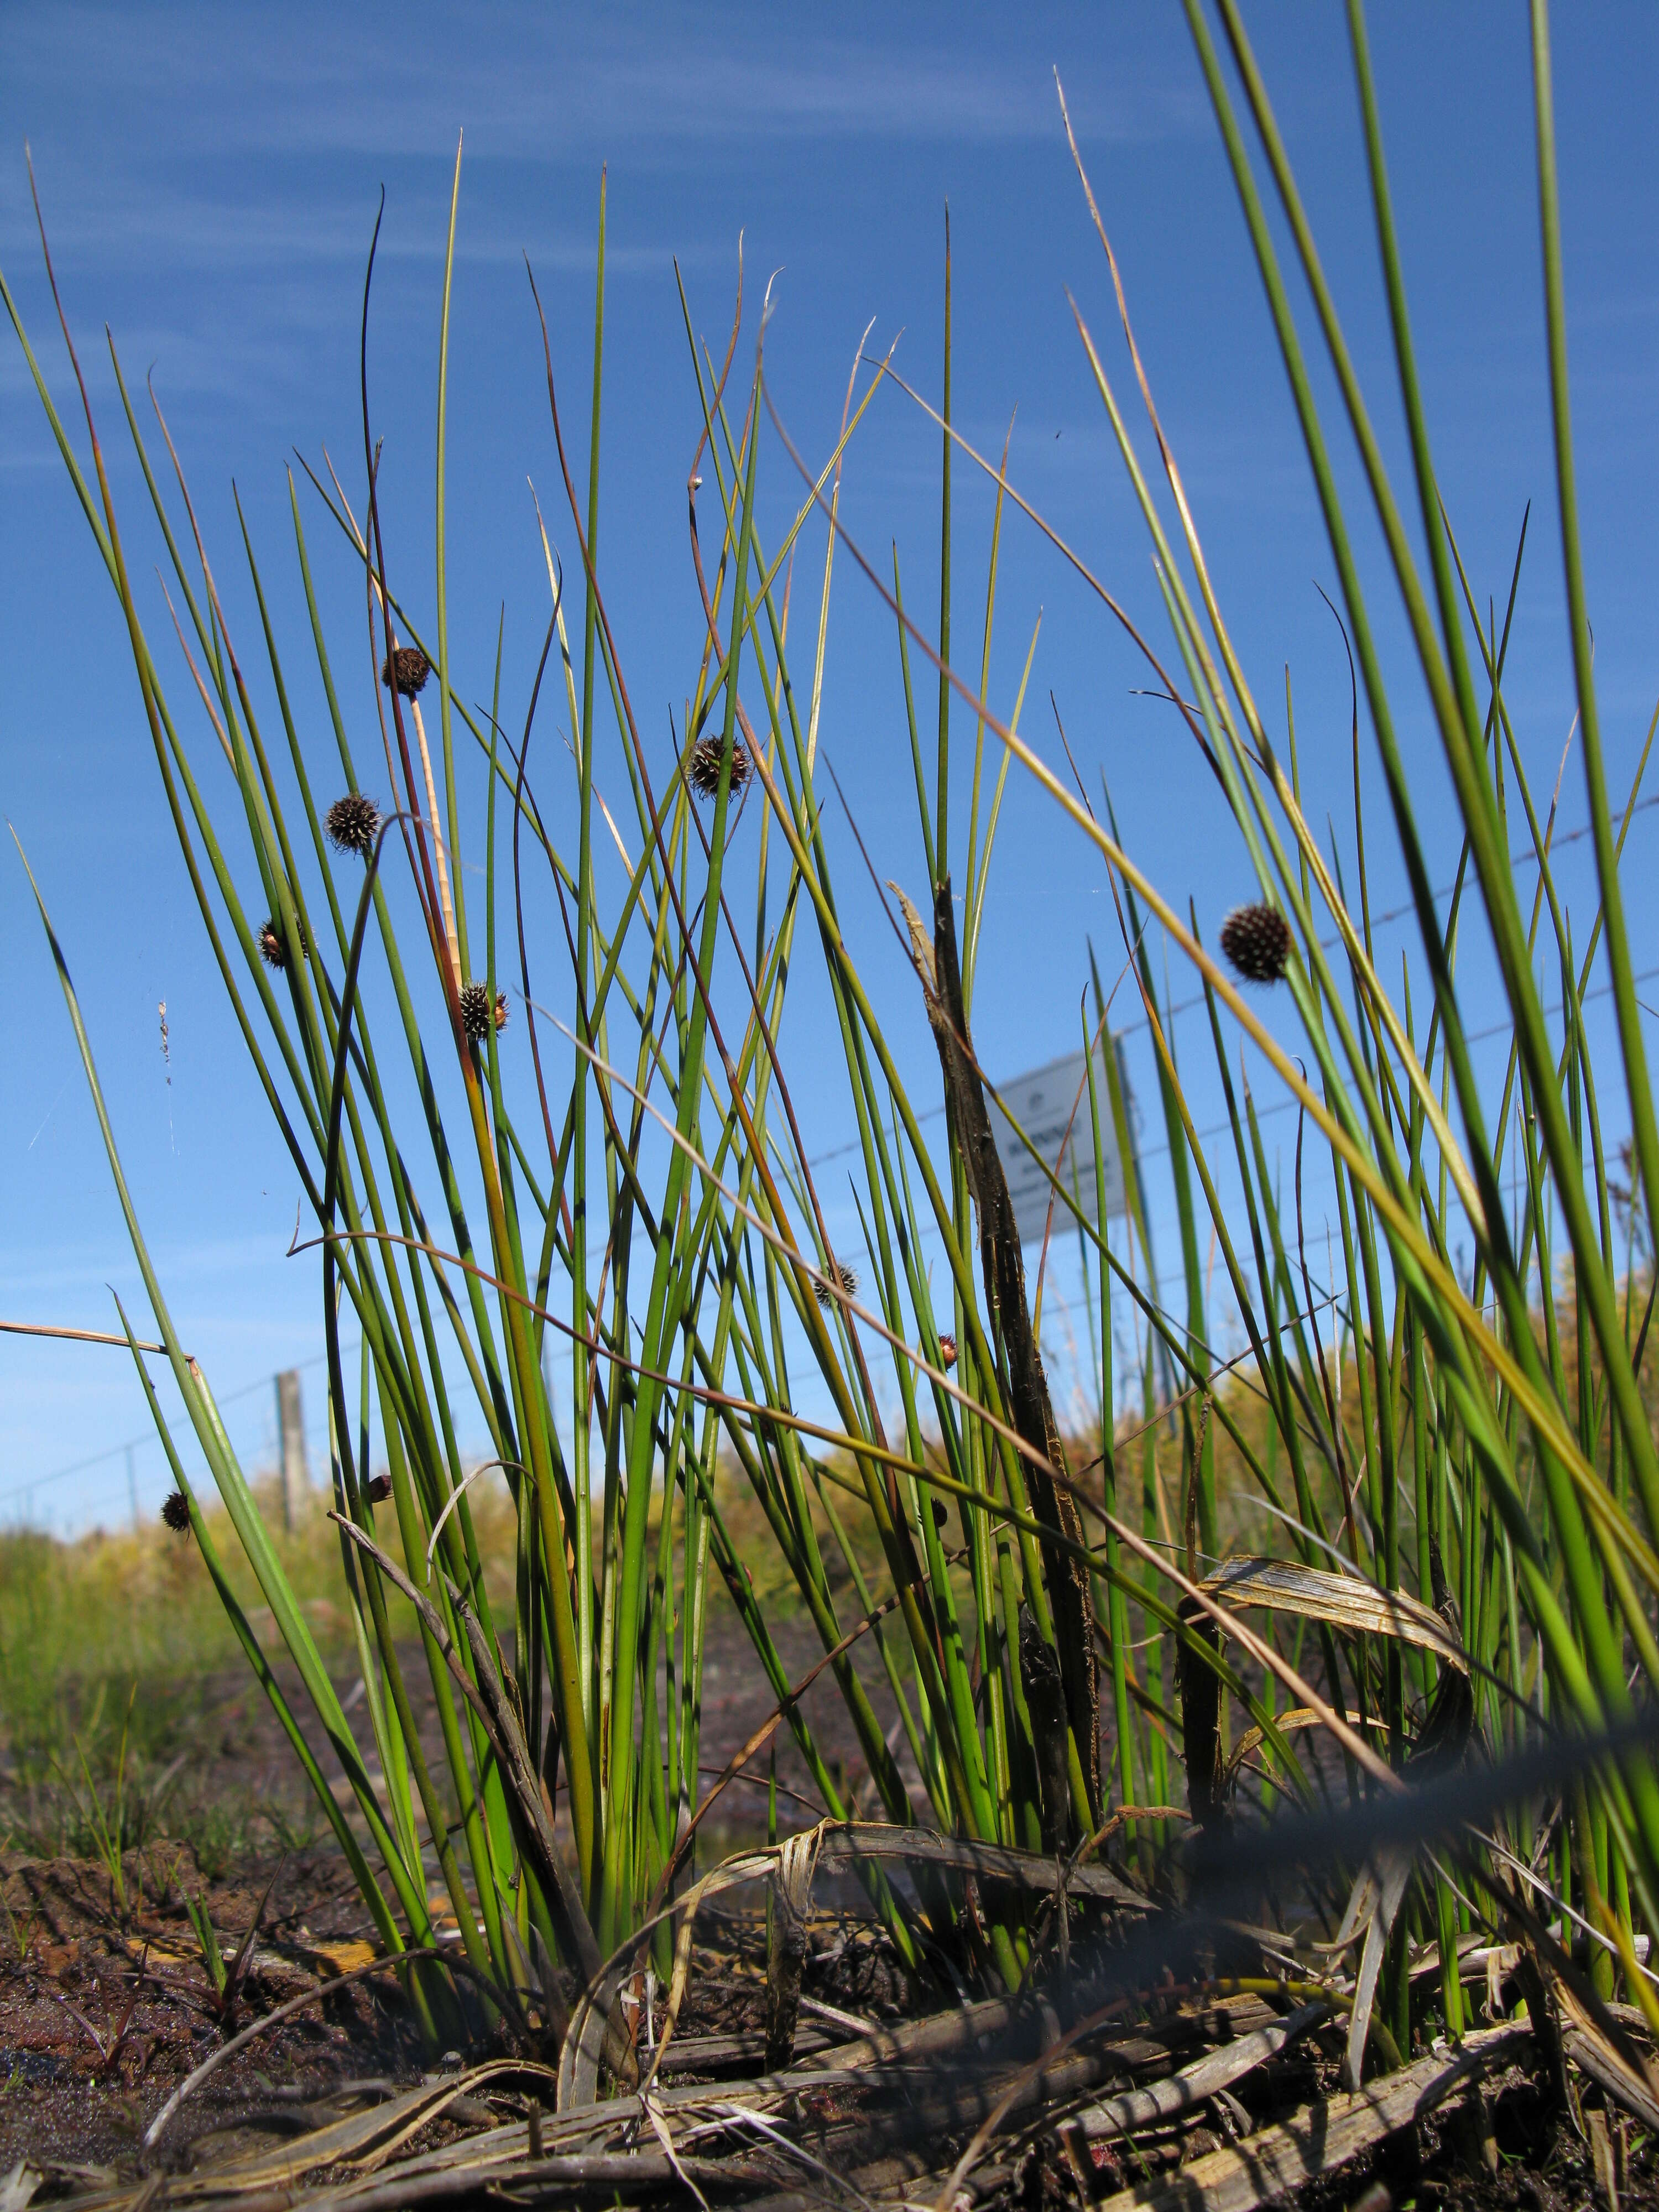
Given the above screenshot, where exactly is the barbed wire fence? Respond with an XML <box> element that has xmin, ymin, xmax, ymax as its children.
<box><xmin>6</xmin><ymin>790</ymin><xmax>1654</xmax><ymax>1543</ymax></box>
<box><xmin>0</xmin><ymin>1352</ymin><xmax>335</xmax><ymax>1541</ymax></box>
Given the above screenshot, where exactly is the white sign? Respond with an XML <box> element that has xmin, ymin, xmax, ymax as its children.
<box><xmin>987</xmin><ymin>1043</ymin><xmax>1128</xmax><ymax>1245</ymax></box>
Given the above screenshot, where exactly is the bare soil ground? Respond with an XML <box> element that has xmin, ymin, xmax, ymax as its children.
<box><xmin>5</xmin><ymin>1856</ymin><xmax>1651</xmax><ymax>2211</ymax></box>
<box><xmin>0</xmin><ymin>1603</ymin><xmax>909</xmax><ymax>2182</ymax></box>
<box><xmin>1</xmin><ymin>1838</ymin><xmax>415</xmax><ymax>2174</ymax></box>
<box><xmin>4</xmin><ymin>1839</ymin><xmax>1655</xmax><ymax>2208</ymax></box>
<box><xmin>3</xmin><ymin>1612</ymin><xmax>1653</xmax><ymax>2206</ymax></box>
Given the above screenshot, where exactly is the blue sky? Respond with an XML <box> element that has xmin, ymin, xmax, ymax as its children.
<box><xmin>4</xmin><ymin>3</ymin><xmax>1659</xmax><ymax>1533</ymax></box>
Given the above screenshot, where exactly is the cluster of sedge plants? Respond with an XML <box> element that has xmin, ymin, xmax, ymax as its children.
<box><xmin>8</xmin><ymin>0</ymin><xmax>1659</xmax><ymax>2080</ymax></box>
<box><xmin>3</xmin><ymin>148</ymin><xmax>1129</xmax><ymax>2034</ymax></box>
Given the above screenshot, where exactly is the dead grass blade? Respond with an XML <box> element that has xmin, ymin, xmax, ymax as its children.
<box><xmin>1556</xmin><ymin>1978</ymin><xmax>1659</xmax><ymax>2134</ymax></box>
<box><xmin>1062</xmin><ymin>1999</ymin><xmax>1328</xmax><ymax>2148</ymax></box>
<box><xmin>1198</xmin><ymin>1556</ymin><xmax>1469</xmax><ymax>1671</ymax></box>
<box><xmin>1092</xmin><ymin>2021</ymin><xmax>1532</xmax><ymax>2212</ymax></box>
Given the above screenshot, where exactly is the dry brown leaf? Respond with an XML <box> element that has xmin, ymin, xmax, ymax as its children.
<box><xmin>1199</xmin><ymin>1556</ymin><xmax>1468</xmax><ymax>1671</ymax></box>
<box><xmin>302</xmin><ymin>1938</ymin><xmax>379</xmax><ymax>1979</ymax></box>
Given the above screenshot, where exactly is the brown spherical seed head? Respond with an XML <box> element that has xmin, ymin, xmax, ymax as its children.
<box><xmin>365</xmin><ymin>1473</ymin><xmax>393</xmax><ymax>1505</ymax></box>
<box><xmin>493</xmin><ymin>991</ymin><xmax>510</xmax><ymax>1034</ymax></box>
<box><xmin>1219</xmin><ymin>902</ymin><xmax>1292</xmax><ymax>985</ymax></box>
<box><xmin>458</xmin><ymin>980</ymin><xmax>492</xmax><ymax>1043</ymax></box>
<box><xmin>383</xmin><ymin>646</ymin><xmax>431</xmax><ymax>700</ymax></box>
<box><xmin>257</xmin><ymin>915</ymin><xmax>306</xmax><ymax>969</ymax></box>
<box><xmin>937</xmin><ymin>1332</ymin><xmax>958</xmax><ymax>1372</ymax></box>
<box><xmin>813</xmin><ymin>1259</ymin><xmax>859</xmax><ymax>1307</ymax></box>
<box><xmin>161</xmin><ymin>1489</ymin><xmax>192</xmax><ymax>1534</ymax></box>
<box><xmin>326</xmin><ymin>791</ymin><xmax>381</xmax><ymax>859</ymax></box>
<box><xmin>688</xmin><ymin>732</ymin><xmax>753</xmax><ymax>801</ymax></box>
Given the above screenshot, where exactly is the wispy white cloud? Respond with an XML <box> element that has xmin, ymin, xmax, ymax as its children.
<box><xmin>6</xmin><ymin>2</ymin><xmax>1201</xmax><ymax>165</ymax></box>
<box><xmin>0</xmin><ymin>166</ymin><xmax>694</xmax><ymax>279</ymax></box>
<box><xmin>0</xmin><ymin>7</ymin><xmax>1195</xmax><ymax>421</ymax></box>
<box><xmin>0</xmin><ymin>1</ymin><xmax>1199</xmax><ymax>403</ymax></box>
